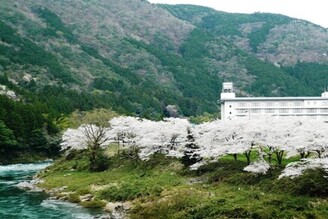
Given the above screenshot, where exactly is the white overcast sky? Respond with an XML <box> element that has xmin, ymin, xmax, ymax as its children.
<box><xmin>148</xmin><ymin>0</ymin><xmax>328</xmax><ymax>28</ymax></box>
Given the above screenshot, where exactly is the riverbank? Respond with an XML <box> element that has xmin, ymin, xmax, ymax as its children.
<box><xmin>36</xmin><ymin>151</ymin><xmax>328</xmax><ymax>218</ymax></box>
<box><xmin>0</xmin><ymin>151</ymin><xmax>59</xmax><ymax>165</ymax></box>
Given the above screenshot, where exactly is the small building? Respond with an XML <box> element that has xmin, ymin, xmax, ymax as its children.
<box><xmin>219</xmin><ymin>82</ymin><xmax>328</xmax><ymax>120</ymax></box>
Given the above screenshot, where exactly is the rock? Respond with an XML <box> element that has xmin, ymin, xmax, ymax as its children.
<box><xmin>23</xmin><ymin>74</ymin><xmax>32</xmax><ymax>82</ymax></box>
<box><xmin>16</xmin><ymin>181</ymin><xmax>34</xmax><ymax>189</ymax></box>
<box><xmin>164</xmin><ymin>105</ymin><xmax>182</xmax><ymax>118</ymax></box>
<box><xmin>80</xmin><ymin>194</ymin><xmax>93</xmax><ymax>202</ymax></box>
<box><xmin>104</xmin><ymin>202</ymin><xmax>131</xmax><ymax>219</ymax></box>
<box><xmin>94</xmin><ymin>216</ymin><xmax>111</xmax><ymax>219</ymax></box>
<box><xmin>48</xmin><ymin>186</ymin><xmax>68</xmax><ymax>195</ymax></box>
<box><xmin>6</xmin><ymin>90</ymin><xmax>17</xmax><ymax>99</ymax></box>
<box><xmin>16</xmin><ymin>181</ymin><xmax>44</xmax><ymax>192</ymax></box>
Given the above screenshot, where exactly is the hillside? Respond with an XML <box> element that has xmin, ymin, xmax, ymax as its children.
<box><xmin>0</xmin><ymin>0</ymin><xmax>328</xmax><ymax>120</ymax></box>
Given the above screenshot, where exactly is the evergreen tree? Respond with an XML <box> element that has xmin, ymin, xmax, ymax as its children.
<box><xmin>0</xmin><ymin>120</ymin><xmax>17</xmax><ymax>156</ymax></box>
<box><xmin>29</xmin><ymin>128</ymin><xmax>48</xmax><ymax>152</ymax></box>
<box><xmin>181</xmin><ymin>127</ymin><xmax>202</xmax><ymax>168</ymax></box>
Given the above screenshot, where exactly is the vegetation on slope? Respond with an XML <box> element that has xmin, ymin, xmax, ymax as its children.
<box><xmin>0</xmin><ymin>21</ymin><xmax>75</xmax><ymax>84</ymax></box>
<box><xmin>38</xmin><ymin>152</ymin><xmax>328</xmax><ymax>218</ymax></box>
<box><xmin>284</xmin><ymin>62</ymin><xmax>328</xmax><ymax>92</ymax></box>
<box><xmin>0</xmin><ymin>1</ymin><xmax>327</xmax><ymax>122</ymax></box>
<box><xmin>0</xmin><ymin>94</ymin><xmax>61</xmax><ymax>164</ymax></box>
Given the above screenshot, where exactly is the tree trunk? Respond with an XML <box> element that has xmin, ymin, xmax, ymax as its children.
<box><xmin>275</xmin><ymin>150</ymin><xmax>284</xmax><ymax>165</ymax></box>
<box><xmin>268</xmin><ymin>153</ymin><xmax>272</xmax><ymax>164</ymax></box>
<box><xmin>233</xmin><ymin>153</ymin><xmax>238</xmax><ymax>161</ymax></box>
<box><xmin>244</xmin><ymin>151</ymin><xmax>251</xmax><ymax>165</ymax></box>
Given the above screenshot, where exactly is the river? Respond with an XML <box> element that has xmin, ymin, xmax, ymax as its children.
<box><xmin>0</xmin><ymin>162</ymin><xmax>109</xmax><ymax>219</ymax></box>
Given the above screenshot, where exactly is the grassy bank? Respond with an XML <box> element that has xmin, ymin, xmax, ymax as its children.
<box><xmin>38</xmin><ymin>151</ymin><xmax>328</xmax><ymax>218</ymax></box>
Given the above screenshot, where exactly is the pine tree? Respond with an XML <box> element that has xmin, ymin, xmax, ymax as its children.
<box><xmin>181</xmin><ymin>127</ymin><xmax>202</xmax><ymax>168</ymax></box>
<box><xmin>0</xmin><ymin>120</ymin><xmax>17</xmax><ymax>154</ymax></box>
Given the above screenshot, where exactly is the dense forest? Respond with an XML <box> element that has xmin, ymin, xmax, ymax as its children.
<box><xmin>0</xmin><ymin>94</ymin><xmax>59</xmax><ymax>163</ymax></box>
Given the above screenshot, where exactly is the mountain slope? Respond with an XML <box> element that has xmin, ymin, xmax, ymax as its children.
<box><xmin>1</xmin><ymin>0</ymin><xmax>211</xmax><ymax>118</ymax></box>
<box><xmin>161</xmin><ymin>4</ymin><xmax>328</xmax><ymax>95</ymax></box>
<box><xmin>0</xmin><ymin>0</ymin><xmax>328</xmax><ymax>121</ymax></box>
<box><xmin>161</xmin><ymin>4</ymin><xmax>328</xmax><ymax>66</ymax></box>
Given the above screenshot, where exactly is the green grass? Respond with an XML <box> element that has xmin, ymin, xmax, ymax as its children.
<box><xmin>38</xmin><ymin>151</ymin><xmax>328</xmax><ymax>218</ymax></box>
<box><xmin>39</xmin><ymin>153</ymin><xmax>184</xmax><ymax>200</ymax></box>
<box><xmin>217</xmin><ymin>151</ymin><xmax>301</xmax><ymax>166</ymax></box>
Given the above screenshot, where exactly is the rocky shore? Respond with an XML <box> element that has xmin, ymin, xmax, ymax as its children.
<box><xmin>16</xmin><ymin>178</ymin><xmax>130</xmax><ymax>219</ymax></box>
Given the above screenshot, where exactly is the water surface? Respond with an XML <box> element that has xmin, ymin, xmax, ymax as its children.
<box><xmin>0</xmin><ymin>162</ymin><xmax>108</xmax><ymax>219</ymax></box>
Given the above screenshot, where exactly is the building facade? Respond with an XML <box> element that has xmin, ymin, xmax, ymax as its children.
<box><xmin>220</xmin><ymin>82</ymin><xmax>328</xmax><ymax>120</ymax></box>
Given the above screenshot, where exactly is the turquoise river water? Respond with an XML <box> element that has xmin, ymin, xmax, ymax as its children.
<box><xmin>0</xmin><ymin>162</ymin><xmax>108</xmax><ymax>219</ymax></box>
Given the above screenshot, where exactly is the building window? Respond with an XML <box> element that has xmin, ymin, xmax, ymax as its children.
<box><xmin>229</xmin><ymin>105</ymin><xmax>232</xmax><ymax>108</ymax></box>
<box><xmin>307</xmin><ymin>109</ymin><xmax>316</xmax><ymax>113</ymax></box>
<box><xmin>280</xmin><ymin>101</ymin><xmax>288</xmax><ymax>106</ymax></box>
<box><xmin>293</xmin><ymin>109</ymin><xmax>303</xmax><ymax>113</ymax></box>
<box><xmin>293</xmin><ymin>101</ymin><xmax>304</xmax><ymax>106</ymax></box>
<box><xmin>265</xmin><ymin>109</ymin><xmax>275</xmax><ymax>113</ymax></box>
<box><xmin>252</xmin><ymin>102</ymin><xmax>261</xmax><ymax>107</ymax></box>
<box><xmin>279</xmin><ymin>109</ymin><xmax>289</xmax><ymax>113</ymax></box>
<box><xmin>253</xmin><ymin>109</ymin><xmax>261</xmax><ymax>114</ymax></box>
<box><xmin>266</xmin><ymin>102</ymin><xmax>274</xmax><ymax>106</ymax></box>
<box><xmin>237</xmin><ymin>109</ymin><xmax>248</xmax><ymax>114</ymax></box>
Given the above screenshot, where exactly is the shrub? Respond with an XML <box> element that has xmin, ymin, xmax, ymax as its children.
<box><xmin>130</xmin><ymin>190</ymin><xmax>198</xmax><ymax>219</ymax></box>
<box><xmin>276</xmin><ymin>168</ymin><xmax>328</xmax><ymax>197</ymax></box>
<box><xmin>88</xmin><ymin>150</ymin><xmax>110</xmax><ymax>172</ymax></box>
<box><xmin>68</xmin><ymin>193</ymin><xmax>80</xmax><ymax>203</ymax></box>
<box><xmin>98</xmin><ymin>184</ymin><xmax>142</xmax><ymax>201</ymax></box>
<box><xmin>98</xmin><ymin>183</ymin><xmax>163</xmax><ymax>202</ymax></box>
<box><xmin>80</xmin><ymin>200</ymin><xmax>106</xmax><ymax>209</ymax></box>
<box><xmin>292</xmin><ymin>168</ymin><xmax>328</xmax><ymax>197</ymax></box>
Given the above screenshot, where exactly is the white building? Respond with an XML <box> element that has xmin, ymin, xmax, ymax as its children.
<box><xmin>219</xmin><ymin>82</ymin><xmax>328</xmax><ymax>120</ymax></box>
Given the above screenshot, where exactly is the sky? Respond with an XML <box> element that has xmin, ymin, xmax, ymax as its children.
<box><xmin>148</xmin><ymin>0</ymin><xmax>328</xmax><ymax>28</ymax></box>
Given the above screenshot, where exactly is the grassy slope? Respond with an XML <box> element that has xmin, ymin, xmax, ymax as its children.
<box><xmin>38</xmin><ymin>151</ymin><xmax>328</xmax><ymax>218</ymax></box>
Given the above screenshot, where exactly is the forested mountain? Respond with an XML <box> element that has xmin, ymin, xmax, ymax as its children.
<box><xmin>1</xmin><ymin>0</ymin><xmax>328</xmax><ymax>161</ymax></box>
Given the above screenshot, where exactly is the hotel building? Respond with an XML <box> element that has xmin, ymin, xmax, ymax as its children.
<box><xmin>219</xmin><ymin>82</ymin><xmax>328</xmax><ymax>120</ymax></box>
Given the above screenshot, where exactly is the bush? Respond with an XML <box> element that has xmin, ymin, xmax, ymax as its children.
<box><xmin>88</xmin><ymin>149</ymin><xmax>110</xmax><ymax>172</ymax></box>
<box><xmin>80</xmin><ymin>200</ymin><xmax>106</xmax><ymax>209</ymax></box>
<box><xmin>292</xmin><ymin>168</ymin><xmax>328</xmax><ymax>197</ymax></box>
<box><xmin>276</xmin><ymin>168</ymin><xmax>328</xmax><ymax>197</ymax></box>
<box><xmin>130</xmin><ymin>189</ymin><xmax>198</xmax><ymax>219</ymax></box>
<box><xmin>98</xmin><ymin>183</ymin><xmax>163</xmax><ymax>202</ymax></box>
<box><xmin>98</xmin><ymin>184</ymin><xmax>142</xmax><ymax>201</ymax></box>
<box><xmin>119</xmin><ymin>147</ymin><xmax>140</xmax><ymax>163</ymax></box>
<box><xmin>68</xmin><ymin>193</ymin><xmax>80</xmax><ymax>203</ymax></box>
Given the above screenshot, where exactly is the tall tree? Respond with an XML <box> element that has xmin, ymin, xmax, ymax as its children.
<box><xmin>181</xmin><ymin>127</ymin><xmax>202</xmax><ymax>168</ymax></box>
<box><xmin>0</xmin><ymin>120</ymin><xmax>17</xmax><ymax>158</ymax></box>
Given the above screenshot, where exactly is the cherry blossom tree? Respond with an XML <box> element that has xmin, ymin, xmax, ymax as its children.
<box><xmin>279</xmin><ymin>158</ymin><xmax>328</xmax><ymax>179</ymax></box>
<box><xmin>135</xmin><ymin>118</ymin><xmax>190</xmax><ymax>159</ymax></box>
<box><xmin>108</xmin><ymin>116</ymin><xmax>190</xmax><ymax>160</ymax></box>
<box><xmin>61</xmin><ymin>127</ymin><xmax>88</xmax><ymax>151</ymax></box>
<box><xmin>194</xmin><ymin>119</ymin><xmax>258</xmax><ymax>165</ymax></box>
<box><xmin>244</xmin><ymin>151</ymin><xmax>270</xmax><ymax>174</ymax></box>
<box><xmin>107</xmin><ymin>116</ymin><xmax>141</xmax><ymax>155</ymax></box>
<box><xmin>61</xmin><ymin>114</ymin><xmax>328</xmax><ymax>176</ymax></box>
<box><xmin>61</xmin><ymin>124</ymin><xmax>112</xmax><ymax>171</ymax></box>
